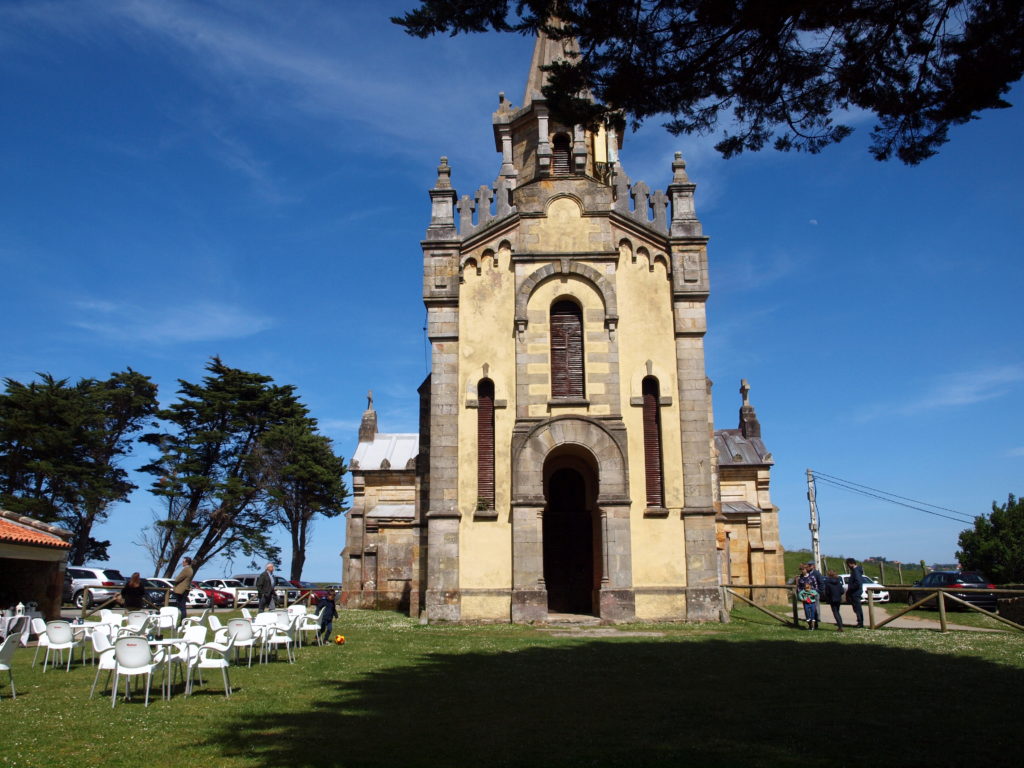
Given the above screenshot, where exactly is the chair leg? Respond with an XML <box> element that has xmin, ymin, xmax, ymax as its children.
<box><xmin>144</xmin><ymin>671</ymin><xmax>151</xmax><ymax>707</ymax></box>
<box><xmin>8</xmin><ymin>670</ymin><xmax>14</xmax><ymax>699</ymax></box>
<box><xmin>32</xmin><ymin>643</ymin><xmax>42</xmax><ymax>667</ymax></box>
<box><xmin>90</xmin><ymin>666</ymin><xmax>103</xmax><ymax>699</ymax></box>
<box><xmin>221</xmin><ymin>667</ymin><xmax>230</xmax><ymax>697</ymax></box>
<box><xmin>111</xmin><ymin>671</ymin><xmax>120</xmax><ymax>708</ymax></box>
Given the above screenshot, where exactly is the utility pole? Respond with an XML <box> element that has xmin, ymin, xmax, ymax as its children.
<box><xmin>806</xmin><ymin>469</ymin><xmax>822</xmax><ymax>573</ymax></box>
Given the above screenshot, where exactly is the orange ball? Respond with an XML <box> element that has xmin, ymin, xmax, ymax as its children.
<box><xmin>334</xmin><ymin>634</ymin><xmax>346</xmax><ymax>645</ymax></box>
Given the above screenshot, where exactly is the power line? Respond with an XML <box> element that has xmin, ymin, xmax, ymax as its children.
<box><xmin>812</xmin><ymin>474</ymin><xmax>975</xmax><ymax>525</ymax></box>
<box><xmin>811</xmin><ymin>469</ymin><xmax>970</xmax><ymax>518</ymax></box>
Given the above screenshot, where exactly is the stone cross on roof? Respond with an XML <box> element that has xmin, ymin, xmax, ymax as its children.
<box><xmin>740</xmin><ymin>379</ymin><xmax>750</xmax><ymax>406</ymax></box>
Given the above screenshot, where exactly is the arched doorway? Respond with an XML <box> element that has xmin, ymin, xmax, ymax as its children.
<box><xmin>543</xmin><ymin>452</ymin><xmax>600</xmax><ymax>614</ymax></box>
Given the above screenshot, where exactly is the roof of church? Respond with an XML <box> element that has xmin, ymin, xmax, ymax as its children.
<box><xmin>0</xmin><ymin>509</ymin><xmax>73</xmax><ymax>550</ymax></box>
<box><xmin>715</xmin><ymin>429</ymin><xmax>773</xmax><ymax>467</ymax></box>
<box><xmin>351</xmin><ymin>433</ymin><xmax>418</xmax><ymax>472</ymax></box>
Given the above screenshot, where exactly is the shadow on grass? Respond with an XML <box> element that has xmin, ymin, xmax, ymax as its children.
<box><xmin>207</xmin><ymin>639</ymin><xmax>1021</xmax><ymax>767</ymax></box>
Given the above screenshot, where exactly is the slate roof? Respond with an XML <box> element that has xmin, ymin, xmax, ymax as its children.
<box><xmin>715</xmin><ymin>429</ymin><xmax>773</xmax><ymax>467</ymax></box>
<box><xmin>351</xmin><ymin>433</ymin><xmax>418</xmax><ymax>472</ymax></box>
<box><xmin>0</xmin><ymin>510</ymin><xmax>72</xmax><ymax>550</ymax></box>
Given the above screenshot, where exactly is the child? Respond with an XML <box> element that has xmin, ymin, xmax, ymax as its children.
<box><xmin>316</xmin><ymin>590</ymin><xmax>339</xmax><ymax>644</ymax></box>
<box><xmin>798</xmin><ymin>583</ymin><xmax>820</xmax><ymax>630</ymax></box>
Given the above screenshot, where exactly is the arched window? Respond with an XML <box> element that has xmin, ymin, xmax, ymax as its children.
<box><xmin>550</xmin><ymin>301</ymin><xmax>584</xmax><ymax>398</ymax></box>
<box><xmin>642</xmin><ymin>376</ymin><xmax>663</xmax><ymax>507</ymax></box>
<box><xmin>477</xmin><ymin>378</ymin><xmax>495</xmax><ymax>508</ymax></box>
<box><xmin>552</xmin><ymin>133</ymin><xmax>571</xmax><ymax>175</ymax></box>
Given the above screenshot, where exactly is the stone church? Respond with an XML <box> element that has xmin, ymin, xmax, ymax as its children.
<box><xmin>342</xmin><ymin>31</ymin><xmax>784</xmax><ymax>623</ymax></box>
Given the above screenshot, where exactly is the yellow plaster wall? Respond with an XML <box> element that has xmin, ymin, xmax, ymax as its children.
<box><xmin>613</xmin><ymin>231</ymin><xmax>691</xmax><ymax>589</ymax></box>
<box><xmin>636</xmin><ymin>593</ymin><xmax>687</xmax><ymax>621</ymax></box>
<box><xmin>461</xmin><ymin>594</ymin><xmax>512</xmax><ymax>621</ymax></box>
<box><xmin>456</xmin><ymin>242</ymin><xmax>516</xmax><ymax>591</ymax></box>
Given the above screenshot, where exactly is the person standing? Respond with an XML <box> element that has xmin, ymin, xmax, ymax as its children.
<box><xmin>256</xmin><ymin>563</ymin><xmax>277</xmax><ymax>611</ymax></box>
<box><xmin>316</xmin><ymin>590</ymin><xmax>339</xmax><ymax>644</ymax></box>
<box><xmin>845</xmin><ymin>557</ymin><xmax>865</xmax><ymax>628</ymax></box>
<box><xmin>172</xmin><ymin>557</ymin><xmax>194</xmax><ymax>622</ymax></box>
<box><xmin>804</xmin><ymin>561</ymin><xmax>824</xmax><ymax>629</ymax></box>
<box><xmin>823</xmin><ymin>570</ymin><xmax>845</xmax><ymax>632</ymax></box>
<box><xmin>798</xmin><ymin>581</ymin><xmax>820</xmax><ymax>629</ymax></box>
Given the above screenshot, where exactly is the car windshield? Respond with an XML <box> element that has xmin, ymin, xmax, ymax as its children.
<box><xmin>957</xmin><ymin>573</ymin><xmax>987</xmax><ymax>584</ymax></box>
<box><xmin>219</xmin><ymin>579</ymin><xmax>242</xmax><ymax>587</ymax></box>
<box><xmin>274</xmin><ymin>576</ymin><xmax>292</xmax><ymax>586</ymax></box>
<box><xmin>862</xmin><ymin>576</ymin><xmax>877</xmax><ymax>584</ymax></box>
<box><xmin>102</xmin><ymin>569</ymin><xmax>126</xmax><ymax>581</ymax></box>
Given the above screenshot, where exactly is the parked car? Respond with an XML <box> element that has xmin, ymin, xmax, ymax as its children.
<box><xmin>65</xmin><ymin>566</ymin><xmax>126</xmax><ymax>608</ymax></box>
<box><xmin>147</xmin><ymin>577</ymin><xmax>210</xmax><ymax>608</ymax></box>
<box><xmin>838</xmin><ymin>574</ymin><xmax>890</xmax><ymax>603</ymax></box>
<box><xmin>195</xmin><ymin>581</ymin><xmax>235</xmax><ymax>608</ymax></box>
<box><xmin>233</xmin><ymin>573</ymin><xmax>300</xmax><ymax>605</ymax></box>
<box><xmin>289</xmin><ymin>580</ymin><xmax>331</xmax><ymax>601</ymax></box>
<box><xmin>910</xmin><ymin>571</ymin><xmax>998</xmax><ymax>611</ymax></box>
<box><xmin>141</xmin><ymin>578</ymin><xmax>171</xmax><ymax>606</ymax></box>
<box><xmin>198</xmin><ymin>578</ymin><xmax>246</xmax><ymax>605</ymax></box>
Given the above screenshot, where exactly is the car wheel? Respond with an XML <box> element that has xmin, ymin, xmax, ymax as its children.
<box><xmin>74</xmin><ymin>591</ymin><xmax>86</xmax><ymax>609</ymax></box>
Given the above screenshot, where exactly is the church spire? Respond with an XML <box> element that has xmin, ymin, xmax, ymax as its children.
<box><xmin>358</xmin><ymin>390</ymin><xmax>378</xmax><ymax>443</ymax></box>
<box><xmin>522</xmin><ymin>22</ymin><xmax>580</xmax><ymax>107</ymax></box>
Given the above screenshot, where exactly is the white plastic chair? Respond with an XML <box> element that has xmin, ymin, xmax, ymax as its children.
<box><xmin>110</xmin><ymin>637</ymin><xmax>165</xmax><ymax>708</ymax></box>
<box><xmin>99</xmin><ymin>609</ymin><xmax>124</xmax><ymax>628</ymax></box>
<box><xmin>43</xmin><ymin>621</ymin><xmax>80</xmax><ymax>673</ymax></box>
<box><xmin>30</xmin><ymin>617</ymin><xmax>49</xmax><ymax>667</ymax></box>
<box><xmin>225</xmin><ymin>619</ymin><xmax>258</xmax><ymax>667</ymax></box>
<box><xmin>89</xmin><ymin>630</ymin><xmax>117</xmax><ymax>699</ymax></box>
<box><xmin>262</xmin><ymin>614</ymin><xmax>298</xmax><ymax>664</ymax></box>
<box><xmin>208</xmin><ymin>614</ymin><xmax>228</xmax><ymax>644</ymax></box>
<box><xmin>299</xmin><ymin>608</ymin><xmax>325</xmax><ymax>647</ymax></box>
<box><xmin>181</xmin><ymin>608</ymin><xmax>210</xmax><ymax>629</ymax></box>
<box><xmin>186</xmin><ymin>634</ymin><xmax>235</xmax><ymax>698</ymax></box>
<box><xmin>0</xmin><ymin>633</ymin><xmax>18</xmax><ymax>699</ymax></box>
<box><xmin>157</xmin><ymin>606</ymin><xmax>180</xmax><ymax>634</ymax></box>
<box><xmin>165</xmin><ymin>625</ymin><xmax>208</xmax><ymax>692</ymax></box>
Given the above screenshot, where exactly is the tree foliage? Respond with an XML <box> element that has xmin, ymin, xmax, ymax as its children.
<box><xmin>394</xmin><ymin>0</ymin><xmax>1024</xmax><ymax>164</ymax></box>
<box><xmin>957</xmin><ymin>494</ymin><xmax>1024</xmax><ymax>583</ymax></box>
<box><xmin>0</xmin><ymin>370</ymin><xmax>158</xmax><ymax>563</ymax></box>
<box><xmin>140</xmin><ymin>357</ymin><xmax>308</xmax><ymax>576</ymax></box>
<box><xmin>256</xmin><ymin>421</ymin><xmax>349</xmax><ymax>581</ymax></box>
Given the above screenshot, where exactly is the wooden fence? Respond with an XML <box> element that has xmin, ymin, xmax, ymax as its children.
<box><xmin>724</xmin><ymin>583</ymin><xmax>1024</xmax><ymax>633</ymax></box>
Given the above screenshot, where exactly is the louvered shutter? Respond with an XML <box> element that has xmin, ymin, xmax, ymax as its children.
<box><xmin>552</xmin><ymin>134</ymin><xmax>571</xmax><ymax>175</ymax></box>
<box><xmin>477</xmin><ymin>379</ymin><xmax>495</xmax><ymax>507</ymax></box>
<box><xmin>551</xmin><ymin>302</ymin><xmax>584</xmax><ymax>398</ymax></box>
<box><xmin>642</xmin><ymin>377</ymin><xmax>663</xmax><ymax>506</ymax></box>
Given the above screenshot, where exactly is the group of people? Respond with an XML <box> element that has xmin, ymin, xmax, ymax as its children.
<box><xmin>796</xmin><ymin>557</ymin><xmax>866</xmax><ymax>631</ymax></box>
<box><xmin>118</xmin><ymin>560</ymin><xmax>339</xmax><ymax>643</ymax></box>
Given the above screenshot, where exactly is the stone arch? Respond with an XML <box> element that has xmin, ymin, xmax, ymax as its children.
<box><xmin>460</xmin><ymin>256</ymin><xmax>480</xmax><ymax>279</ymax></box>
<box><xmin>544</xmin><ymin>193</ymin><xmax>584</xmax><ymax>216</ymax></box>
<box><xmin>618</xmin><ymin>238</ymin><xmax>633</xmax><ymax>264</ymax></box>
<box><xmin>512</xmin><ymin>415</ymin><xmax>628</xmax><ymax>503</ymax></box>
<box><xmin>629</xmin><ymin>360</ymin><xmax>675</xmax><ymax>403</ymax></box>
<box><xmin>515</xmin><ymin>262</ymin><xmax>618</xmax><ymax>336</ymax></box>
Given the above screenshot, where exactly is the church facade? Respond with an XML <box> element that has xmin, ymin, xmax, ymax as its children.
<box><xmin>342</xmin><ymin>32</ymin><xmax>784</xmax><ymax>623</ymax></box>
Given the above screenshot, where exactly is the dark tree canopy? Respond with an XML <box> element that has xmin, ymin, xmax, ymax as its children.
<box><xmin>957</xmin><ymin>494</ymin><xmax>1024</xmax><ymax>584</ymax></box>
<box><xmin>394</xmin><ymin>0</ymin><xmax>1024</xmax><ymax>164</ymax></box>
<box><xmin>257</xmin><ymin>420</ymin><xmax>349</xmax><ymax>581</ymax></box>
<box><xmin>140</xmin><ymin>357</ymin><xmax>308</xmax><ymax>575</ymax></box>
<box><xmin>0</xmin><ymin>370</ymin><xmax>158</xmax><ymax>563</ymax></box>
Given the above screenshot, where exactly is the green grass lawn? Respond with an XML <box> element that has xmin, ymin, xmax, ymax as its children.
<box><xmin>2</xmin><ymin>608</ymin><xmax>1022</xmax><ymax>768</ymax></box>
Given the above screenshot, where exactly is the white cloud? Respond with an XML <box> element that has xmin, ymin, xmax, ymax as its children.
<box><xmin>855</xmin><ymin>364</ymin><xmax>1024</xmax><ymax>421</ymax></box>
<box><xmin>1006</xmin><ymin>447</ymin><xmax>1024</xmax><ymax>458</ymax></box>
<box><xmin>72</xmin><ymin>299</ymin><xmax>274</xmax><ymax>344</ymax></box>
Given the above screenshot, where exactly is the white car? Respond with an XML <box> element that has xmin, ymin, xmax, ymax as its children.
<box><xmin>839</xmin><ymin>573</ymin><xmax>890</xmax><ymax>603</ymax></box>
<box><xmin>147</xmin><ymin>577</ymin><xmax>211</xmax><ymax>608</ymax></box>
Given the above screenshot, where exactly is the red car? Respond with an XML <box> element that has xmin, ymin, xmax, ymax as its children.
<box><xmin>195</xmin><ymin>581</ymin><xmax>235</xmax><ymax>608</ymax></box>
<box><xmin>289</xmin><ymin>580</ymin><xmax>331</xmax><ymax>601</ymax></box>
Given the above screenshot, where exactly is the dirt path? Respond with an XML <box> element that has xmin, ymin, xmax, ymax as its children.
<box><xmin>813</xmin><ymin>603</ymin><xmax>1002</xmax><ymax>632</ymax></box>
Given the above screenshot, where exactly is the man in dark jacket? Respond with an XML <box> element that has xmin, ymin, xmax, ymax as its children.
<box><xmin>172</xmin><ymin>557</ymin><xmax>194</xmax><ymax>621</ymax></box>
<box><xmin>317</xmin><ymin>591</ymin><xmax>339</xmax><ymax>643</ymax></box>
<box><xmin>845</xmin><ymin>557</ymin><xmax>865</xmax><ymax>628</ymax></box>
<box><xmin>256</xmin><ymin>563</ymin><xmax>277</xmax><ymax>611</ymax></box>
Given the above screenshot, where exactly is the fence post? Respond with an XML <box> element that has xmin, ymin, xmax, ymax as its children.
<box><xmin>938</xmin><ymin>590</ymin><xmax>948</xmax><ymax>632</ymax></box>
<box><xmin>791</xmin><ymin>590</ymin><xmax>800</xmax><ymax>628</ymax></box>
<box><xmin>879</xmin><ymin>562</ymin><xmax>886</xmax><ymax>584</ymax></box>
<box><xmin>896</xmin><ymin>563</ymin><xmax>903</xmax><ymax>584</ymax></box>
<box><xmin>866</xmin><ymin>590</ymin><xmax>875</xmax><ymax>629</ymax></box>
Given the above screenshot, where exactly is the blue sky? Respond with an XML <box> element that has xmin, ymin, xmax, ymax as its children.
<box><xmin>2</xmin><ymin>0</ymin><xmax>1022</xmax><ymax>579</ymax></box>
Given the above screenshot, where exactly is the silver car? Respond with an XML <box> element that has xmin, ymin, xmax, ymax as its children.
<box><xmin>65</xmin><ymin>567</ymin><xmax>126</xmax><ymax>608</ymax></box>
